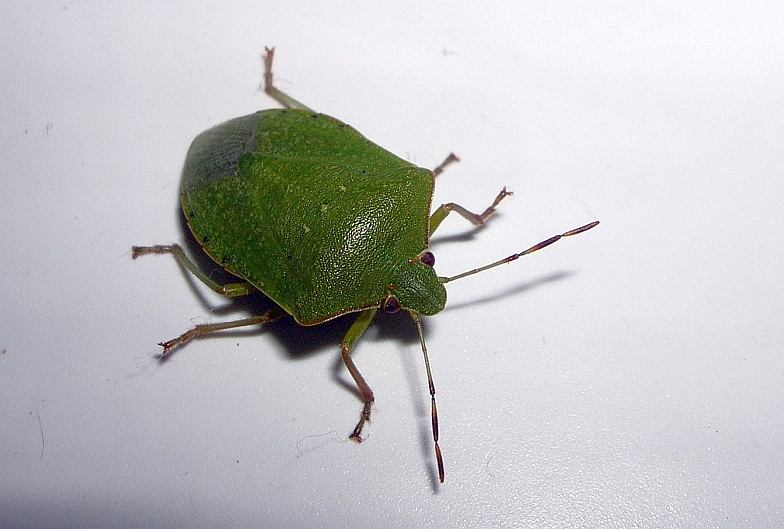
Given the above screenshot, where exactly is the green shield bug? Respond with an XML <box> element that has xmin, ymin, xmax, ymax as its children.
<box><xmin>133</xmin><ymin>47</ymin><xmax>599</xmax><ymax>483</ymax></box>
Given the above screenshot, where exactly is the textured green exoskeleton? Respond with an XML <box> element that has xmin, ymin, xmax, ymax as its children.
<box><xmin>133</xmin><ymin>48</ymin><xmax>599</xmax><ymax>484</ymax></box>
<box><xmin>183</xmin><ymin>109</ymin><xmax>445</xmax><ymax>323</ymax></box>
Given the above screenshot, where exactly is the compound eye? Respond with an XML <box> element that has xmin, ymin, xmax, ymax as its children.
<box><xmin>420</xmin><ymin>251</ymin><xmax>435</xmax><ymax>267</ymax></box>
<box><xmin>383</xmin><ymin>295</ymin><xmax>401</xmax><ymax>313</ymax></box>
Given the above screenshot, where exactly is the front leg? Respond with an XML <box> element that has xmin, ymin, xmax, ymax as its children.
<box><xmin>429</xmin><ymin>187</ymin><xmax>513</xmax><ymax>235</ymax></box>
<box><xmin>339</xmin><ymin>308</ymin><xmax>379</xmax><ymax>441</ymax></box>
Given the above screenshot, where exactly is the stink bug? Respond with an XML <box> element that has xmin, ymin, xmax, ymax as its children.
<box><xmin>133</xmin><ymin>48</ymin><xmax>599</xmax><ymax>483</ymax></box>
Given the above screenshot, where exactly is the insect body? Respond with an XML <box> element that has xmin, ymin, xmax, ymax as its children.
<box><xmin>183</xmin><ymin>108</ymin><xmax>445</xmax><ymax>323</ymax></box>
<box><xmin>133</xmin><ymin>48</ymin><xmax>599</xmax><ymax>483</ymax></box>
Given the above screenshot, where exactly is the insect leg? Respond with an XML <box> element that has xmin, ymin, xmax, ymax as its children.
<box><xmin>262</xmin><ymin>47</ymin><xmax>314</xmax><ymax>112</ymax></box>
<box><xmin>132</xmin><ymin>244</ymin><xmax>256</xmax><ymax>298</ymax></box>
<box><xmin>156</xmin><ymin>308</ymin><xmax>287</xmax><ymax>358</ymax></box>
<box><xmin>431</xmin><ymin>153</ymin><xmax>461</xmax><ymax>177</ymax></box>
<box><xmin>428</xmin><ymin>187</ymin><xmax>513</xmax><ymax>235</ymax></box>
<box><xmin>340</xmin><ymin>308</ymin><xmax>379</xmax><ymax>442</ymax></box>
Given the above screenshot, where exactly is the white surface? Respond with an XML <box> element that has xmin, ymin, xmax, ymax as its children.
<box><xmin>2</xmin><ymin>2</ymin><xmax>783</xmax><ymax>528</ymax></box>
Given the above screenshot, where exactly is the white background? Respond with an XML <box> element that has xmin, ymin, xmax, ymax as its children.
<box><xmin>2</xmin><ymin>2</ymin><xmax>783</xmax><ymax>528</ymax></box>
